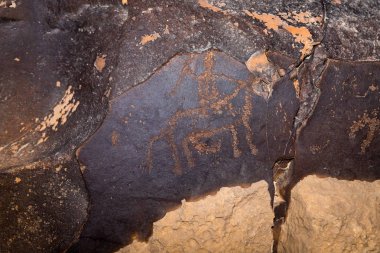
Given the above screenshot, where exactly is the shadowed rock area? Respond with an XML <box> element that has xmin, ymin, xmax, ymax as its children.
<box><xmin>0</xmin><ymin>159</ymin><xmax>88</xmax><ymax>252</ymax></box>
<box><xmin>0</xmin><ymin>0</ymin><xmax>379</xmax><ymax>252</ymax></box>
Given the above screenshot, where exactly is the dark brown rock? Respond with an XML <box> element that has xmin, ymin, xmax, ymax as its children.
<box><xmin>71</xmin><ymin>50</ymin><xmax>298</xmax><ymax>252</ymax></box>
<box><xmin>295</xmin><ymin>60</ymin><xmax>380</xmax><ymax>181</ymax></box>
<box><xmin>0</xmin><ymin>159</ymin><xmax>88</xmax><ymax>253</ymax></box>
<box><xmin>0</xmin><ymin>0</ymin><xmax>379</xmax><ymax>252</ymax></box>
<box><xmin>322</xmin><ymin>0</ymin><xmax>380</xmax><ymax>60</ymax></box>
<box><xmin>110</xmin><ymin>0</ymin><xmax>324</xmax><ymax>97</ymax></box>
<box><xmin>0</xmin><ymin>1</ymin><xmax>127</xmax><ymax>168</ymax></box>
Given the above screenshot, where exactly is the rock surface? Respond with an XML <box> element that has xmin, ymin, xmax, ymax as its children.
<box><xmin>118</xmin><ymin>181</ymin><xmax>273</xmax><ymax>253</ymax></box>
<box><xmin>295</xmin><ymin>60</ymin><xmax>380</xmax><ymax>181</ymax></box>
<box><xmin>0</xmin><ymin>0</ymin><xmax>379</xmax><ymax>252</ymax></box>
<box><xmin>71</xmin><ymin>50</ymin><xmax>298</xmax><ymax>252</ymax></box>
<box><xmin>278</xmin><ymin>175</ymin><xmax>380</xmax><ymax>253</ymax></box>
<box><xmin>0</xmin><ymin>1</ymin><xmax>128</xmax><ymax>169</ymax></box>
<box><xmin>0</xmin><ymin>159</ymin><xmax>88</xmax><ymax>253</ymax></box>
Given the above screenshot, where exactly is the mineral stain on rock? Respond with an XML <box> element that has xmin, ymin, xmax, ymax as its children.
<box><xmin>140</xmin><ymin>33</ymin><xmax>161</xmax><ymax>46</ymax></box>
<box><xmin>244</xmin><ymin>10</ymin><xmax>318</xmax><ymax>59</ymax></box>
<box><xmin>95</xmin><ymin>55</ymin><xmax>107</xmax><ymax>73</ymax></box>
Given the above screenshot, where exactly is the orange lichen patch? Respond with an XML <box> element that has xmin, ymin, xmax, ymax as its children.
<box><xmin>36</xmin><ymin>86</ymin><xmax>80</xmax><ymax>138</ymax></box>
<box><xmin>349</xmin><ymin>110</ymin><xmax>380</xmax><ymax>154</ymax></box>
<box><xmin>15</xmin><ymin>177</ymin><xmax>21</xmax><ymax>184</ymax></box>
<box><xmin>244</xmin><ymin>10</ymin><xmax>282</xmax><ymax>31</ymax></box>
<box><xmin>279</xmin><ymin>11</ymin><xmax>322</xmax><ymax>25</ymax></box>
<box><xmin>140</xmin><ymin>32</ymin><xmax>161</xmax><ymax>45</ymax></box>
<box><xmin>121</xmin><ymin>0</ymin><xmax>128</xmax><ymax>5</ymax></box>
<box><xmin>291</xmin><ymin>11</ymin><xmax>322</xmax><ymax>24</ymax></box>
<box><xmin>244</xmin><ymin>10</ymin><xmax>315</xmax><ymax>59</ymax></box>
<box><xmin>245</xmin><ymin>51</ymin><xmax>270</xmax><ymax>73</ymax></box>
<box><xmin>285</xmin><ymin>25</ymin><xmax>314</xmax><ymax>59</ymax></box>
<box><xmin>245</xmin><ymin>50</ymin><xmax>279</xmax><ymax>99</ymax></box>
<box><xmin>94</xmin><ymin>55</ymin><xmax>106</xmax><ymax>72</ymax></box>
<box><xmin>198</xmin><ymin>0</ymin><xmax>225</xmax><ymax>13</ymax></box>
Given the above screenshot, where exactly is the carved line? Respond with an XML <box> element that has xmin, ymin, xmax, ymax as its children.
<box><xmin>146</xmin><ymin>51</ymin><xmax>259</xmax><ymax>173</ymax></box>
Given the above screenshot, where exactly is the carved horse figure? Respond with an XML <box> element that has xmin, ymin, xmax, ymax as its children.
<box><xmin>146</xmin><ymin>51</ymin><xmax>258</xmax><ymax>174</ymax></box>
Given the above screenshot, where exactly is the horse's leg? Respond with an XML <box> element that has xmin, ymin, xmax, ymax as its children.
<box><xmin>167</xmin><ymin>132</ymin><xmax>182</xmax><ymax>175</ymax></box>
<box><xmin>242</xmin><ymin>93</ymin><xmax>258</xmax><ymax>155</ymax></box>
<box><xmin>228</xmin><ymin>125</ymin><xmax>242</xmax><ymax>158</ymax></box>
<box><xmin>182</xmin><ymin>137</ymin><xmax>195</xmax><ymax>168</ymax></box>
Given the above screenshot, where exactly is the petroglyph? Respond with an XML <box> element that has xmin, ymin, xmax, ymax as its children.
<box><xmin>349</xmin><ymin>110</ymin><xmax>380</xmax><ymax>154</ymax></box>
<box><xmin>146</xmin><ymin>51</ymin><xmax>258</xmax><ymax>174</ymax></box>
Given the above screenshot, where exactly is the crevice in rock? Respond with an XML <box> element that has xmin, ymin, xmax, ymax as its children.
<box><xmin>0</xmin><ymin>16</ymin><xmax>20</xmax><ymax>23</ymax></box>
<box><xmin>271</xmin><ymin>159</ymin><xmax>294</xmax><ymax>253</ymax></box>
<box><xmin>290</xmin><ymin>47</ymin><xmax>328</xmax><ymax>139</ymax></box>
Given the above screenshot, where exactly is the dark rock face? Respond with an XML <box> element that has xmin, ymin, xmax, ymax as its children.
<box><xmin>72</xmin><ymin>51</ymin><xmax>298</xmax><ymax>252</ymax></box>
<box><xmin>296</xmin><ymin>60</ymin><xmax>380</xmax><ymax>181</ymax></box>
<box><xmin>323</xmin><ymin>0</ymin><xmax>380</xmax><ymax>60</ymax></box>
<box><xmin>0</xmin><ymin>0</ymin><xmax>379</xmax><ymax>252</ymax></box>
<box><xmin>109</xmin><ymin>0</ymin><xmax>324</xmax><ymax>97</ymax></box>
<box><xmin>1</xmin><ymin>1</ymin><xmax>126</xmax><ymax>252</ymax></box>
<box><xmin>0</xmin><ymin>159</ymin><xmax>88</xmax><ymax>253</ymax></box>
<box><xmin>0</xmin><ymin>0</ymin><xmax>127</xmax><ymax>169</ymax></box>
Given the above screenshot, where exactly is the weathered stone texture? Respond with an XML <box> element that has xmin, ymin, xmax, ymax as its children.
<box><xmin>118</xmin><ymin>181</ymin><xmax>273</xmax><ymax>253</ymax></box>
<box><xmin>295</xmin><ymin>60</ymin><xmax>380</xmax><ymax>181</ymax></box>
<box><xmin>0</xmin><ymin>0</ymin><xmax>379</xmax><ymax>252</ymax></box>
<box><xmin>0</xmin><ymin>160</ymin><xmax>88</xmax><ymax>253</ymax></box>
<box><xmin>278</xmin><ymin>175</ymin><xmax>380</xmax><ymax>253</ymax></box>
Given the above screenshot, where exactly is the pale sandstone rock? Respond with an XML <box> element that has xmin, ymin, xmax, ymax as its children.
<box><xmin>118</xmin><ymin>181</ymin><xmax>274</xmax><ymax>253</ymax></box>
<box><xmin>278</xmin><ymin>175</ymin><xmax>380</xmax><ymax>253</ymax></box>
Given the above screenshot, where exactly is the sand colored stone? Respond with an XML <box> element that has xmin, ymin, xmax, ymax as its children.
<box><xmin>118</xmin><ymin>180</ymin><xmax>274</xmax><ymax>253</ymax></box>
<box><xmin>278</xmin><ymin>175</ymin><xmax>380</xmax><ymax>253</ymax></box>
